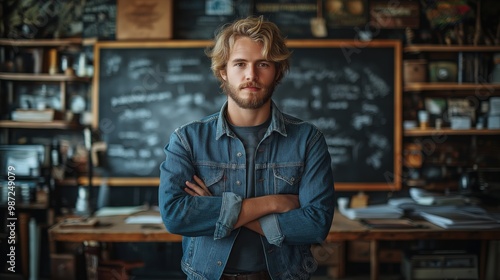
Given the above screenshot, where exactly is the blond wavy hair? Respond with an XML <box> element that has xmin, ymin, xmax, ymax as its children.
<box><xmin>206</xmin><ymin>16</ymin><xmax>291</xmax><ymax>89</ymax></box>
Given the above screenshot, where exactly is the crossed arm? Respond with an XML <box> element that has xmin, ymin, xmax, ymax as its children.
<box><xmin>184</xmin><ymin>175</ymin><xmax>299</xmax><ymax>235</ymax></box>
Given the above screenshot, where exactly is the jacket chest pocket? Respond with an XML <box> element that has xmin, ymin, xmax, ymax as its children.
<box><xmin>272</xmin><ymin>165</ymin><xmax>303</xmax><ymax>194</ymax></box>
<box><xmin>196</xmin><ymin>165</ymin><xmax>226</xmax><ymax>196</ymax></box>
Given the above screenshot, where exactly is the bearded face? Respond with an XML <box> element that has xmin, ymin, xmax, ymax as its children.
<box><xmin>222</xmin><ymin>80</ymin><xmax>275</xmax><ymax>110</ymax></box>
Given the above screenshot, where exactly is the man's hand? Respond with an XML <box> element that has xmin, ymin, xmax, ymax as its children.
<box><xmin>184</xmin><ymin>175</ymin><xmax>212</xmax><ymax>196</ymax></box>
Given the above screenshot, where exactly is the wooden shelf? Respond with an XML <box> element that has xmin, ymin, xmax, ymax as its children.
<box><xmin>0</xmin><ymin>202</ymin><xmax>49</xmax><ymax>210</ymax></box>
<box><xmin>0</xmin><ymin>72</ymin><xmax>91</xmax><ymax>82</ymax></box>
<box><xmin>0</xmin><ymin>120</ymin><xmax>82</xmax><ymax>129</ymax></box>
<box><xmin>404</xmin><ymin>82</ymin><xmax>500</xmax><ymax>92</ymax></box>
<box><xmin>58</xmin><ymin>177</ymin><xmax>160</xmax><ymax>187</ymax></box>
<box><xmin>404</xmin><ymin>45</ymin><xmax>500</xmax><ymax>53</ymax></box>
<box><xmin>404</xmin><ymin>128</ymin><xmax>500</xmax><ymax>136</ymax></box>
<box><xmin>0</xmin><ymin>38</ymin><xmax>84</xmax><ymax>47</ymax></box>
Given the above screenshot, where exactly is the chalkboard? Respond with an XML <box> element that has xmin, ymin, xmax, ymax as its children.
<box><xmin>173</xmin><ymin>0</ymin><xmax>251</xmax><ymax>39</ymax></box>
<box><xmin>82</xmin><ymin>0</ymin><xmax>116</xmax><ymax>39</ymax></box>
<box><xmin>253</xmin><ymin>0</ymin><xmax>318</xmax><ymax>38</ymax></box>
<box><xmin>93</xmin><ymin>40</ymin><xmax>401</xmax><ymax>190</ymax></box>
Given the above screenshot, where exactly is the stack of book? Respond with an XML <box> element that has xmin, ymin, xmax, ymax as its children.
<box><xmin>420</xmin><ymin>210</ymin><xmax>500</xmax><ymax>229</ymax></box>
<box><xmin>11</xmin><ymin>109</ymin><xmax>64</xmax><ymax>122</ymax></box>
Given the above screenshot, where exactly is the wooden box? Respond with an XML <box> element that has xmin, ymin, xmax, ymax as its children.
<box><xmin>51</xmin><ymin>254</ymin><xmax>76</xmax><ymax>280</ymax></box>
<box><xmin>116</xmin><ymin>0</ymin><xmax>173</xmax><ymax>40</ymax></box>
<box><xmin>404</xmin><ymin>59</ymin><xmax>427</xmax><ymax>85</ymax></box>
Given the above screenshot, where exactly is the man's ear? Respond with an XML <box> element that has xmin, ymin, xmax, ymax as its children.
<box><xmin>220</xmin><ymin>70</ymin><xmax>227</xmax><ymax>81</ymax></box>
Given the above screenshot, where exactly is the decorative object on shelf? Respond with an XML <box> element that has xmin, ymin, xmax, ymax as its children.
<box><xmin>370</xmin><ymin>0</ymin><xmax>420</xmax><ymax>29</ymax></box>
<box><xmin>421</xmin><ymin>0</ymin><xmax>473</xmax><ymax>30</ymax></box>
<box><xmin>310</xmin><ymin>0</ymin><xmax>327</xmax><ymax>38</ymax></box>
<box><xmin>428</xmin><ymin>61</ymin><xmax>458</xmax><ymax>82</ymax></box>
<box><xmin>488</xmin><ymin>97</ymin><xmax>500</xmax><ymax>129</ymax></box>
<box><xmin>325</xmin><ymin>0</ymin><xmax>368</xmax><ymax>28</ymax></box>
<box><xmin>403</xmin><ymin>59</ymin><xmax>427</xmax><ymax>84</ymax></box>
<box><xmin>448</xmin><ymin>98</ymin><xmax>474</xmax><ymax>129</ymax></box>
<box><xmin>491</xmin><ymin>53</ymin><xmax>500</xmax><ymax>84</ymax></box>
<box><xmin>75</xmin><ymin>186</ymin><xmax>90</xmax><ymax>216</ymax></box>
<box><xmin>476</xmin><ymin>101</ymin><xmax>489</xmax><ymax>129</ymax></box>
<box><xmin>48</xmin><ymin>48</ymin><xmax>58</xmax><ymax>75</ymax></box>
<box><xmin>418</xmin><ymin>110</ymin><xmax>430</xmax><ymax>129</ymax></box>
<box><xmin>421</xmin><ymin>0</ymin><xmax>474</xmax><ymax>45</ymax></box>
<box><xmin>404</xmin><ymin>143</ymin><xmax>423</xmax><ymax>168</ymax></box>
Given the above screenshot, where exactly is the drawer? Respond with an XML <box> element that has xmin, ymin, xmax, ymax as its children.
<box><xmin>311</xmin><ymin>241</ymin><xmax>345</xmax><ymax>265</ymax></box>
<box><xmin>348</xmin><ymin>241</ymin><xmax>402</xmax><ymax>263</ymax></box>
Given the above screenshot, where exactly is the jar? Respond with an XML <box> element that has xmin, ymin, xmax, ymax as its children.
<box><xmin>491</xmin><ymin>53</ymin><xmax>500</xmax><ymax>83</ymax></box>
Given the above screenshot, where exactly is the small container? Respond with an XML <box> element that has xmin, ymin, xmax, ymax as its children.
<box><xmin>435</xmin><ymin>118</ymin><xmax>443</xmax><ymax>129</ymax></box>
<box><xmin>77</xmin><ymin>53</ymin><xmax>87</xmax><ymax>77</ymax></box>
<box><xmin>418</xmin><ymin>110</ymin><xmax>429</xmax><ymax>129</ymax></box>
<box><xmin>48</xmin><ymin>48</ymin><xmax>58</xmax><ymax>75</ymax></box>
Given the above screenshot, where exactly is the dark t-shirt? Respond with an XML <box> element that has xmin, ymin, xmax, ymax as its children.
<box><xmin>224</xmin><ymin>119</ymin><xmax>270</xmax><ymax>273</ymax></box>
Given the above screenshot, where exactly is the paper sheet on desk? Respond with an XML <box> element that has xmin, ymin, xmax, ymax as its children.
<box><xmin>125</xmin><ymin>215</ymin><xmax>163</xmax><ymax>224</ymax></box>
<box><xmin>95</xmin><ymin>205</ymin><xmax>148</xmax><ymax>216</ymax></box>
<box><xmin>337</xmin><ymin>197</ymin><xmax>403</xmax><ymax>220</ymax></box>
<box><xmin>409</xmin><ymin>188</ymin><xmax>469</xmax><ymax>205</ymax></box>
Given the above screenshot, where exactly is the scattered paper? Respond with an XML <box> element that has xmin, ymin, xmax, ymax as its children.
<box><xmin>337</xmin><ymin>197</ymin><xmax>403</xmax><ymax>220</ymax></box>
<box><xmin>409</xmin><ymin>188</ymin><xmax>467</xmax><ymax>206</ymax></box>
<box><xmin>125</xmin><ymin>215</ymin><xmax>162</xmax><ymax>224</ymax></box>
<box><xmin>94</xmin><ymin>205</ymin><xmax>148</xmax><ymax>217</ymax></box>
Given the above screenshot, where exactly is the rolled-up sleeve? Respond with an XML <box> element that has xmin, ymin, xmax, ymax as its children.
<box><xmin>214</xmin><ymin>192</ymin><xmax>243</xmax><ymax>239</ymax></box>
<box><xmin>259</xmin><ymin>214</ymin><xmax>284</xmax><ymax>246</ymax></box>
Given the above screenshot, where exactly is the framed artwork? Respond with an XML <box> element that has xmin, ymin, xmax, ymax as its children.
<box><xmin>116</xmin><ymin>0</ymin><xmax>173</xmax><ymax>40</ymax></box>
<box><xmin>324</xmin><ymin>0</ymin><xmax>368</xmax><ymax>28</ymax></box>
<box><xmin>370</xmin><ymin>0</ymin><xmax>420</xmax><ymax>29</ymax></box>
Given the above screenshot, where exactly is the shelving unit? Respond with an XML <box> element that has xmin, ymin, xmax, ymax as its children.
<box><xmin>0</xmin><ymin>38</ymin><xmax>94</xmax><ymax>278</ymax></box>
<box><xmin>0</xmin><ymin>40</ymin><xmax>92</xmax><ymax>130</ymax></box>
<box><xmin>404</xmin><ymin>128</ymin><xmax>500</xmax><ymax>136</ymax></box>
<box><xmin>402</xmin><ymin>45</ymin><xmax>500</xmax><ymax>190</ymax></box>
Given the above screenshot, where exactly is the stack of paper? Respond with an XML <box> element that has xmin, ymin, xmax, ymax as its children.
<box><xmin>420</xmin><ymin>210</ymin><xmax>500</xmax><ymax>229</ymax></box>
<box><xmin>337</xmin><ymin>197</ymin><xmax>403</xmax><ymax>220</ymax></box>
<box><xmin>409</xmin><ymin>188</ymin><xmax>468</xmax><ymax>206</ymax></box>
<box><xmin>94</xmin><ymin>205</ymin><xmax>148</xmax><ymax>216</ymax></box>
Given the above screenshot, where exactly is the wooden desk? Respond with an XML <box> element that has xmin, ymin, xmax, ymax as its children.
<box><xmin>326</xmin><ymin>212</ymin><xmax>499</xmax><ymax>280</ymax></box>
<box><xmin>49</xmin><ymin>211</ymin><xmax>500</xmax><ymax>280</ymax></box>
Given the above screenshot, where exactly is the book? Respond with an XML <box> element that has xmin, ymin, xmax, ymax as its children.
<box><xmin>360</xmin><ymin>218</ymin><xmax>427</xmax><ymax>229</ymax></box>
<box><xmin>59</xmin><ymin>217</ymin><xmax>98</xmax><ymax>228</ymax></box>
<box><xmin>420</xmin><ymin>211</ymin><xmax>500</xmax><ymax>229</ymax></box>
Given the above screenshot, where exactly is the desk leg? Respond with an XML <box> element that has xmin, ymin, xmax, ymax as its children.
<box><xmin>370</xmin><ymin>240</ymin><xmax>379</xmax><ymax>280</ymax></box>
<box><xmin>19</xmin><ymin>213</ymin><xmax>30</xmax><ymax>279</ymax></box>
<box><xmin>480</xmin><ymin>240</ymin><xmax>487</xmax><ymax>280</ymax></box>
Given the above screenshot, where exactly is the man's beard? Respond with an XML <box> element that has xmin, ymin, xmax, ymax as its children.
<box><xmin>223</xmin><ymin>81</ymin><xmax>275</xmax><ymax>109</ymax></box>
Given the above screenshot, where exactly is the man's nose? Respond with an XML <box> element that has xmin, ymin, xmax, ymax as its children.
<box><xmin>245</xmin><ymin>65</ymin><xmax>256</xmax><ymax>81</ymax></box>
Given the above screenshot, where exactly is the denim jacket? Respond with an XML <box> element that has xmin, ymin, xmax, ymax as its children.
<box><xmin>159</xmin><ymin>101</ymin><xmax>335</xmax><ymax>280</ymax></box>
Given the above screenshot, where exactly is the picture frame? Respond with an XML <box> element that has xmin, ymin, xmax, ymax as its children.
<box><xmin>325</xmin><ymin>0</ymin><xmax>368</xmax><ymax>28</ymax></box>
<box><xmin>116</xmin><ymin>0</ymin><xmax>173</xmax><ymax>40</ymax></box>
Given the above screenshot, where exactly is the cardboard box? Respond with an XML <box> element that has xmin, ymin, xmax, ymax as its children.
<box><xmin>116</xmin><ymin>0</ymin><xmax>173</xmax><ymax>40</ymax></box>
<box><xmin>404</xmin><ymin>59</ymin><xmax>427</xmax><ymax>84</ymax></box>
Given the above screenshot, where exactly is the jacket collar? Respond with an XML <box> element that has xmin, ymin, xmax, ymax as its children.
<box><xmin>216</xmin><ymin>100</ymin><xmax>287</xmax><ymax>140</ymax></box>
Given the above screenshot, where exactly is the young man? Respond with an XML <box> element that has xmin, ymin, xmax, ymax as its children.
<box><xmin>159</xmin><ymin>16</ymin><xmax>335</xmax><ymax>280</ymax></box>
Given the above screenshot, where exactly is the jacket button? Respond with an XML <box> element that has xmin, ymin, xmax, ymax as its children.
<box><xmin>236</xmin><ymin>180</ymin><xmax>241</xmax><ymax>185</ymax></box>
<box><xmin>237</xmin><ymin>152</ymin><xmax>242</xmax><ymax>157</ymax></box>
<box><xmin>217</xmin><ymin>261</ymin><xmax>222</xmax><ymax>266</ymax></box>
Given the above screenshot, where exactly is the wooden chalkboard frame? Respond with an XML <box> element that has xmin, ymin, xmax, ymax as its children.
<box><xmin>92</xmin><ymin>40</ymin><xmax>401</xmax><ymax>191</ymax></box>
